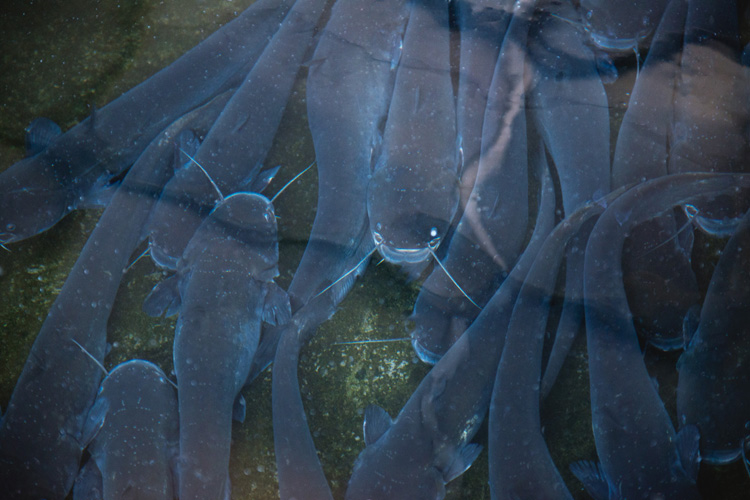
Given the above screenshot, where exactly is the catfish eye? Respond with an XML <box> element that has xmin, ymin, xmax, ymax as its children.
<box><xmin>5</xmin><ymin>223</ymin><xmax>15</xmax><ymax>232</ymax></box>
<box><xmin>428</xmin><ymin>228</ymin><xmax>440</xmax><ymax>250</ymax></box>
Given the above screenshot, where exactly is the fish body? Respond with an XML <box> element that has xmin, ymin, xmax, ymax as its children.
<box><xmin>74</xmin><ymin>360</ymin><xmax>178</xmax><ymax>500</ymax></box>
<box><xmin>346</xmin><ymin>155</ymin><xmax>558</xmax><ymax>500</ymax></box>
<box><xmin>608</xmin><ymin>0</ymin><xmax>698</xmax><ymax>351</ymax></box>
<box><xmin>367</xmin><ymin>0</ymin><xmax>458</xmax><ymax>270</ymax></box>
<box><xmin>410</xmin><ymin>0</ymin><xmax>534</xmax><ymax>363</ymax></box>
<box><xmin>145</xmin><ymin>191</ymin><xmax>290</xmax><ymax>500</ymax></box>
<box><xmin>668</xmin><ymin>0</ymin><xmax>750</xmax><ymax>232</ymax></box>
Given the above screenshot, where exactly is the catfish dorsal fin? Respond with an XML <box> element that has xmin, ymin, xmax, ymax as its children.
<box><xmin>142</xmin><ymin>274</ymin><xmax>182</xmax><ymax>318</ymax></box>
<box><xmin>363</xmin><ymin>404</ymin><xmax>392</xmax><ymax>446</ymax></box>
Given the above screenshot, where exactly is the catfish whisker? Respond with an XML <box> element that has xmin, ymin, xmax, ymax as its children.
<box><xmin>332</xmin><ymin>337</ymin><xmax>410</xmax><ymax>346</ymax></box>
<box><xmin>0</xmin><ymin>242</ymin><xmax>10</xmax><ymax>252</ymax></box>
<box><xmin>270</xmin><ymin>160</ymin><xmax>315</xmax><ymax>203</ymax></box>
<box><xmin>633</xmin><ymin>45</ymin><xmax>641</xmax><ymax>81</ymax></box>
<box><xmin>314</xmin><ymin>246</ymin><xmax>377</xmax><ymax>299</ymax></box>
<box><xmin>70</xmin><ymin>338</ymin><xmax>109</xmax><ymax>377</ymax></box>
<box><xmin>638</xmin><ymin>206</ymin><xmax>697</xmax><ymax>258</ymax></box>
<box><xmin>180</xmin><ymin>148</ymin><xmax>224</xmax><ymax>203</ymax></box>
<box><xmin>428</xmin><ymin>248</ymin><xmax>480</xmax><ymax>309</ymax></box>
<box><xmin>125</xmin><ymin>246</ymin><xmax>151</xmax><ymax>273</ymax></box>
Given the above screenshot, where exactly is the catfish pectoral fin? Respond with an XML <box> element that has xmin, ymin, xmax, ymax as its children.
<box><xmin>143</xmin><ymin>274</ymin><xmax>181</xmax><ymax>317</ymax></box>
<box><xmin>262</xmin><ymin>282</ymin><xmax>291</xmax><ymax>326</ymax></box>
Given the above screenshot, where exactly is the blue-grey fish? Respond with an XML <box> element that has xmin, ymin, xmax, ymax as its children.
<box><xmin>526</xmin><ymin>0</ymin><xmax>611</xmax><ymax>397</ymax></box>
<box><xmin>573</xmin><ymin>174</ymin><xmax>750</xmax><ymax>499</ymax></box>
<box><xmin>147</xmin><ymin>0</ymin><xmax>324</xmax><ymax>270</ymax></box>
<box><xmin>272</xmin><ymin>294</ymin><xmax>336</xmax><ymax>500</ymax></box>
<box><xmin>0</xmin><ymin>93</ymin><xmax>228</xmax><ymax>500</ymax></box>
<box><xmin>367</xmin><ymin>0</ymin><xmax>458</xmax><ymax>271</ymax></box>
<box><xmin>409</xmin><ymin>0</ymin><xmax>533</xmax><ymax>364</ymax></box>
<box><xmin>527</xmin><ymin>0</ymin><xmax>611</xmax><ymax>216</ymax></box>
<box><xmin>605</xmin><ymin>0</ymin><xmax>698</xmax><ymax>352</ymax></box>
<box><xmin>244</xmin><ymin>0</ymin><xmax>411</xmax><ymax>386</ymax></box>
<box><xmin>677</xmin><ymin>206</ymin><xmax>750</xmax><ymax>464</ymax></box>
<box><xmin>144</xmin><ymin>188</ymin><xmax>290</xmax><ymax>500</ymax></box>
<box><xmin>0</xmin><ymin>0</ymin><xmax>292</xmax><ymax>247</ymax></box>
<box><xmin>490</xmin><ymin>188</ymin><xmax>622</xmax><ymax>499</ymax></box>
<box><xmin>271</xmin><ymin>1</ymin><xmax>410</xmax><ymax>496</ymax></box>
<box><xmin>345</xmin><ymin>153</ymin><xmax>557</xmax><ymax>500</ymax></box>
<box><xmin>453</xmin><ymin>0</ymin><xmax>513</xmax><ymax>181</ymax></box>
<box><xmin>74</xmin><ymin>360</ymin><xmax>178</xmax><ymax>500</ymax></box>
<box><xmin>283</xmin><ymin>0</ymin><xmax>409</xmax><ymax>311</ymax></box>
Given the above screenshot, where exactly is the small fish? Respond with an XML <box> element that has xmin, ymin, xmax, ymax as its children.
<box><xmin>345</xmin><ymin>147</ymin><xmax>557</xmax><ymax>500</ymax></box>
<box><xmin>409</xmin><ymin>0</ymin><xmax>534</xmax><ymax>364</ymax></box>
<box><xmin>144</xmin><ymin>171</ymin><xmax>290</xmax><ymax>499</ymax></box>
<box><xmin>74</xmin><ymin>360</ymin><xmax>178</xmax><ymax>500</ymax></box>
<box><xmin>367</xmin><ymin>0</ymin><xmax>459</xmax><ymax>272</ymax></box>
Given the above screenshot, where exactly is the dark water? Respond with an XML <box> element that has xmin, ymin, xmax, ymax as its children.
<box><xmin>0</xmin><ymin>1</ymin><xmax>749</xmax><ymax>499</ymax></box>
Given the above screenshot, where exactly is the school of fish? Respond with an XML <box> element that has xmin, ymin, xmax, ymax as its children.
<box><xmin>1</xmin><ymin>0</ymin><xmax>750</xmax><ymax>498</ymax></box>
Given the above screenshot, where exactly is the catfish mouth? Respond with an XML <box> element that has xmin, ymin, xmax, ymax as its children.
<box><xmin>587</xmin><ymin>31</ymin><xmax>643</xmax><ymax>52</ymax></box>
<box><xmin>376</xmin><ymin>244</ymin><xmax>432</xmax><ymax>265</ymax></box>
<box><xmin>372</xmin><ymin>229</ymin><xmax>441</xmax><ymax>265</ymax></box>
<box><xmin>411</xmin><ymin>336</ymin><xmax>441</xmax><ymax>365</ymax></box>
